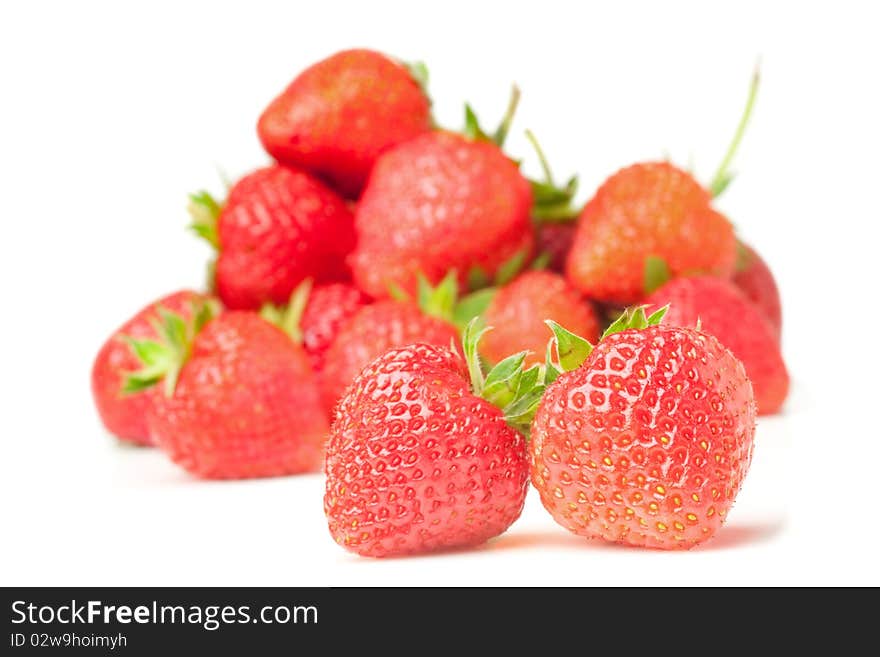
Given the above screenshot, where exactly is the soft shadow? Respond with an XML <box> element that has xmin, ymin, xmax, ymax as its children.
<box><xmin>485</xmin><ymin>529</ymin><xmax>604</xmax><ymax>552</ymax></box>
<box><xmin>695</xmin><ymin>518</ymin><xmax>786</xmax><ymax>552</ymax></box>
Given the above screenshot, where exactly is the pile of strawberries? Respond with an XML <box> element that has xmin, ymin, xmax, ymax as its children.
<box><xmin>92</xmin><ymin>49</ymin><xmax>789</xmax><ymax>554</ymax></box>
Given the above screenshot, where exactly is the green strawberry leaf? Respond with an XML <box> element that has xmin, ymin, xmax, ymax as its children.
<box><xmin>543</xmin><ymin>340</ymin><xmax>561</xmax><ymax>385</ymax></box>
<box><xmin>453</xmin><ymin>287</ymin><xmax>496</xmax><ymax>330</ymax></box>
<box><xmin>260</xmin><ymin>278</ymin><xmax>313</xmax><ymax>343</ymax></box>
<box><xmin>525</xmin><ymin>130</ymin><xmax>582</xmax><ymax>224</ymax></box>
<box><xmin>462</xmin><ymin>317</ymin><xmax>490</xmax><ymax>396</ymax></box>
<box><xmin>643</xmin><ymin>256</ymin><xmax>671</xmax><ymax>295</ymax></box>
<box><xmin>482</xmin><ymin>351</ymin><xmax>528</xmax><ymax>409</ymax></box>
<box><xmin>494</xmin><ymin>249</ymin><xmax>528</xmax><ymax>286</ymax></box>
<box><xmin>467</xmin><ymin>266</ymin><xmax>491</xmax><ymax>291</ymax></box>
<box><xmin>418</xmin><ymin>271</ymin><xmax>458</xmax><ymax>321</ymax></box>
<box><xmin>546</xmin><ymin>320</ymin><xmax>593</xmax><ymax>372</ymax></box>
<box><xmin>187</xmin><ymin>191</ymin><xmax>222</xmax><ymax>249</ymax></box>
<box><xmin>462</xmin><ymin>85</ymin><xmax>520</xmax><ymax>148</ymax></box>
<box><xmin>530</xmin><ymin>251</ymin><xmax>552</xmax><ymax>271</ymax></box>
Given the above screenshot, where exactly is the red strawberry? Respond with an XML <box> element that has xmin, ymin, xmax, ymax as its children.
<box><xmin>567</xmin><ymin>71</ymin><xmax>762</xmax><ymax>305</ymax></box>
<box><xmin>320</xmin><ymin>299</ymin><xmax>460</xmax><ymax>416</ymax></box>
<box><xmin>127</xmin><ymin>310</ymin><xmax>328</xmax><ymax>479</ymax></box>
<box><xmin>645</xmin><ymin>275</ymin><xmax>789</xmax><ymax>415</ymax></box>
<box><xmin>566</xmin><ymin>161</ymin><xmax>737</xmax><ymax>305</ymax></box>
<box><xmin>536</xmin><ymin>222</ymin><xmax>577</xmax><ymax>273</ymax></box>
<box><xmin>350</xmin><ymin>93</ymin><xmax>534</xmax><ymax>298</ymax></box>
<box><xmin>531</xmin><ymin>308</ymin><xmax>757</xmax><ymax>549</ymax></box>
<box><xmin>189</xmin><ymin>164</ymin><xmax>355</xmax><ymax>311</ymax></box>
<box><xmin>257</xmin><ymin>49</ymin><xmax>432</xmax><ymax>198</ymax></box>
<box><xmin>481</xmin><ymin>270</ymin><xmax>600</xmax><ymax>367</ymax></box>
<box><xmin>732</xmin><ymin>242</ymin><xmax>782</xmax><ymax>339</ymax></box>
<box><xmin>91</xmin><ymin>290</ymin><xmax>208</xmax><ymax>445</ymax></box>
<box><xmin>325</xmin><ymin>320</ymin><xmax>543</xmax><ymax>557</ymax></box>
<box><xmin>300</xmin><ymin>283</ymin><xmax>372</xmax><ymax>373</ymax></box>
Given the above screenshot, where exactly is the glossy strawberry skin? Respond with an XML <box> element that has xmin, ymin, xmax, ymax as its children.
<box><xmin>91</xmin><ymin>290</ymin><xmax>205</xmax><ymax>445</ymax></box>
<box><xmin>258</xmin><ymin>49</ymin><xmax>432</xmax><ymax>198</ymax></box>
<box><xmin>319</xmin><ymin>301</ymin><xmax>460</xmax><ymax>416</ymax></box>
<box><xmin>566</xmin><ymin>162</ymin><xmax>737</xmax><ymax>305</ymax></box>
<box><xmin>481</xmin><ymin>270</ymin><xmax>600</xmax><ymax>367</ymax></box>
<box><xmin>733</xmin><ymin>243</ymin><xmax>782</xmax><ymax>340</ymax></box>
<box><xmin>645</xmin><ymin>276</ymin><xmax>789</xmax><ymax>415</ymax></box>
<box><xmin>301</xmin><ymin>283</ymin><xmax>371</xmax><ymax>374</ymax></box>
<box><xmin>350</xmin><ymin>131</ymin><xmax>535</xmax><ymax>299</ymax></box>
<box><xmin>531</xmin><ymin>326</ymin><xmax>756</xmax><ymax>549</ymax></box>
<box><xmin>216</xmin><ymin>165</ymin><xmax>355</xmax><ymax>310</ymax></box>
<box><xmin>149</xmin><ymin>313</ymin><xmax>328</xmax><ymax>479</ymax></box>
<box><xmin>536</xmin><ymin>222</ymin><xmax>577</xmax><ymax>273</ymax></box>
<box><xmin>325</xmin><ymin>343</ymin><xmax>529</xmax><ymax>557</ymax></box>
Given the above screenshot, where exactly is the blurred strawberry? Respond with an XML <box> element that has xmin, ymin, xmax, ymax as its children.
<box><xmin>91</xmin><ymin>290</ymin><xmax>210</xmax><ymax>446</ymax></box>
<box><xmin>733</xmin><ymin>242</ymin><xmax>782</xmax><ymax>340</ymax></box>
<box><xmin>258</xmin><ymin>49</ymin><xmax>432</xmax><ymax>198</ymax></box>
<box><xmin>350</xmin><ymin>89</ymin><xmax>534</xmax><ymax>299</ymax></box>
<box><xmin>189</xmin><ymin>164</ymin><xmax>355</xmax><ymax>310</ymax></box>
<box><xmin>480</xmin><ymin>270</ymin><xmax>600</xmax><ymax>367</ymax></box>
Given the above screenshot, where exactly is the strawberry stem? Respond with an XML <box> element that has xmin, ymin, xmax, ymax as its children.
<box><xmin>525</xmin><ymin>129</ymin><xmax>554</xmax><ymax>185</ymax></box>
<box><xmin>709</xmin><ymin>65</ymin><xmax>760</xmax><ymax>198</ymax></box>
<box><xmin>492</xmin><ymin>85</ymin><xmax>521</xmax><ymax>148</ymax></box>
<box><xmin>260</xmin><ymin>278</ymin><xmax>313</xmax><ymax>343</ymax></box>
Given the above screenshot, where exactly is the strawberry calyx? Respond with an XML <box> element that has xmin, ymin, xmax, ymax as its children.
<box><xmin>259</xmin><ymin>278</ymin><xmax>314</xmax><ymax>343</ymax></box>
<box><xmin>121</xmin><ymin>299</ymin><xmax>219</xmax><ymax>397</ymax></box>
<box><xmin>467</xmin><ymin>246</ymin><xmax>529</xmax><ymax>292</ymax></box>
<box><xmin>525</xmin><ymin>129</ymin><xmax>582</xmax><ymax>223</ymax></box>
<box><xmin>545</xmin><ymin>305</ymin><xmax>670</xmax><ymax>375</ymax></box>
<box><xmin>462</xmin><ymin>85</ymin><xmax>521</xmax><ymax>148</ymax></box>
<box><xmin>643</xmin><ymin>256</ymin><xmax>672</xmax><ymax>294</ymax></box>
<box><xmin>708</xmin><ymin>65</ymin><xmax>760</xmax><ymax>198</ymax></box>
<box><xmin>462</xmin><ymin>318</ymin><xmax>547</xmax><ymax>437</ymax></box>
<box><xmin>187</xmin><ymin>190</ymin><xmax>222</xmax><ymax>249</ymax></box>
<box><xmin>388</xmin><ymin>271</ymin><xmax>499</xmax><ymax>331</ymax></box>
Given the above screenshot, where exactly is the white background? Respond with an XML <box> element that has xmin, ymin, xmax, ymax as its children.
<box><xmin>1</xmin><ymin>1</ymin><xmax>877</xmax><ymax>586</ymax></box>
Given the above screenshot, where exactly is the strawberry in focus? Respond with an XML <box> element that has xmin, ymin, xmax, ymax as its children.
<box><xmin>91</xmin><ymin>290</ymin><xmax>209</xmax><ymax>446</ymax></box>
<box><xmin>189</xmin><ymin>164</ymin><xmax>355</xmax><ymax>311</ymax></box>
<box><xmin>531</xmin><ymin>308</ymin><xmax>757</xmax><ymax>549</ymax></box>
<box><xmin>258</xmin><ymin>49</ymin><xmax>432</xmax><ymax>198</ymax></box>
<box><xmin>325</xmin><ymin>321</ymin><xmax>544</xmax><ymax>557</ymax></box>
<box><xmin>127</xmin><ymin>308</ymin><xmax>328</xmax><ymax>479</ymax></box>
<box><xmin>645</xmin><ymin>275</ymin><xmax>789</xmax><ymax>414</ymax></box>
<box><xmin>480</xmin><ymin>270</ymin><xmax>600</xmax><ymax>367</ymax></box>
<box><xmin>732</xmin><ymin>242</ymin><xmax>782</xmax><ymax>340</ymax></box>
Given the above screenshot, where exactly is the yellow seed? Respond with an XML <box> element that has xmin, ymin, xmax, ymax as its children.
<box><xmin>656</xmin><ymin>522</ymin><xmax>668</xmax><ymax>532</ymax></box>
<box><xmin>699</xmin><ymin>440</ymin><xmax>709</xmax><ymax>451</ymax></box>
<box><xmin>707</xmin><ymin>507</ymin><xmax>715</xmax><ymax>517</ymax></box>
<box><xmin>692</xmin><ymin>493</ymin><xmax>700</xmax><ymax>502</ymax></box>
<box><xmin>686</xmin><ymin>513</ymin><xmax>698</xmax><ymax>523</ymax></box>
<box><xmin>655</xmin><ymin>485</ymin><xmax>666</xmax><ymax>495</ymax></box>
<box><xmin>673</xmin><ymin>521</ymin><xmax>685</xmax><ymax>531</ymax></box>
<box><xmin>603</xmin><ymin>456</ymin><xmax>613</xmax><ymax>467</ymax></box>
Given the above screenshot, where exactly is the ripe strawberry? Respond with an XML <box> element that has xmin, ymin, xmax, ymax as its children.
<box><xmin>320</xmin><ymin>300</ymin><xmax>460</xmax><ymax>416</ymax></box>
<box><xmin>732</xmin><ymin>242</ymin><xmax>782</xmax><ymax>339</ymax></box>
<box><xmin>325</xmin><ymin>321</ymin><xmax>544</xmax><ymax>557</ymax></box>
<box><xmin>257</xmin><ymin>49</ymin><xmax>432</xmax><ymax>198</ymax></box>
<box><xmin>536</xmin><ymin>222</ymin><xmax>577</xmax><ymax>273</ymax></box>
<box><xmin>480</xmin><ymin>270</ymin><xmax>600</xmax><ymax>367</ymax></box>
<box><xmin>91</xmin><ymin>290</ymin><xmax>208</xmax><ymax>445</ymax></box>
<box><xmin>531</xmin><ymin>308</ymin><xmax>757</xmax><ymax>549</ymax></box>
<box><xmin>127</xmin><ymin>309</ymin><xmax>328</xmax><ymax>479</ymax></box>
<box><xmin>566</xmin><ymin>161</ymin><xmax>737</xmax><ymax>305</ymax></box>
<box><xmin>350</xmin><ymin>93</ymin><xmax>534</xmax><ymax>299</ymax></box>
<box><xmin>645</xmin><ymin>275</ymin><xmax>789</xmax><ymax>415</ymax></box>
<box><xmin>189</xmin><ymin>164</ymin><xmax>355</xmax><ymax>311</ymax></box>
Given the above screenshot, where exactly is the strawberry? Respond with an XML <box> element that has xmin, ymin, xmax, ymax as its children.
<box><xmin>319</xmin><ymin>299</ymin><xmax>459</xmax><ymax>417</ymax></box>
<box><xmin>732</xmin><ymin>242</ymin><xmax>782</xmax><ymax>339</ymax></box>
<box><xmin>566</xmin><ymin>161</ymin><xmax>737</xmax><ymax>305</ymax></box>
<box><xmin>566</xmin><ymin>70</ymin><xmax>762</xmax><ymax>305</ymax></box>
<box><xmin>536</xmin><ymin>222</ymin><xmax>577</xmax><ymax>273</ymax></box>
<box><xmin>91</xmin><ymin>290</ymin><xmax>209</xmax><ymax>446</ymax></box>
<box><xmin>126</xmin><ymin>309</ymin><xmax>328</xmax><ymax>479</ymax></box>
<box><xmin>189</xmin><ymin>164</ymin><xmax>355</xmax><ymax>311</ymax></box>
<box><xmin>644</xmin><ymin>275</ymin><xmax>789</xmax><ymax>415</ymax></box>
<box><xmin>531</xmin><ymin>308</ymin><xmax>757</xmax><ymax>549</ymax></box>
<box><xmin>350</xmin><ymin>92</ymin><xmax>534</xmax><ymax>299</ymax></box>
<box><xmin>260</xmin><ymin>279</ymin><xmax>372</xmax><ymax>375</ymax></box>
<box><xmin>325</xmin><ymin>321</ymin><xmax>544</xmax><ymax>556</ymax></box>
<box><xmin>480</xmin><ymin>270</ymin><xmax>600</xmax><ymax>367</ymax></box>
<box><xmin>257</xmin><ymin>49</ymin><xmax>432</xmax><ymax>198</ymax></box>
